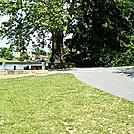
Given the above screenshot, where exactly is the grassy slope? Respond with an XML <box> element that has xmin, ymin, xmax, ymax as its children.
<box><xmin>0</xmin><ymin>73</ymin><xmax>134</xmax><ymax>134</ymax></box>
<box><xmin>0</xmin><ymin>58</ymin><xmax>19</xmax><ymax>62</ymax></box>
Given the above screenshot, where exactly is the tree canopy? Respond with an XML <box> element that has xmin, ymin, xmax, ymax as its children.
<box><xmin>65</xmin><ymin>0</ymin><xmax>134</xmax><ymax>67</ymax></box>
<box><xmin>0</xmin><ymin>47</ymin><xmax>13</xmax><ymax>60</ymax></box>
<box><xmin>0</xmin><ymin>0</ymin><xmax>70</xmax><ymax>62</ymax></box>
<box><xmin>0</xmin><ymin>0</ymin><xmax>134</xmax><ymax>67</ymax></box>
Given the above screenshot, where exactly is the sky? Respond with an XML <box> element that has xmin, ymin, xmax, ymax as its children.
<box><xmin>0</xmin><ymin>16</ymin><xmax>9</xmax><ymax>47</ymax></box>
<box><xmin>0</xmin><ymin>38</ymin><xmax>8</xmax><ymax>47</ymax></box>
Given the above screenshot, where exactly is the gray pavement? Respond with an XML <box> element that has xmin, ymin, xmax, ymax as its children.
<box><xmin>71</xmin><ymin>67</ymin><xmax>134</xmax><ymax>102</ymax></box>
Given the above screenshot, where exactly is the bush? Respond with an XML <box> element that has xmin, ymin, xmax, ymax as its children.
<box><xmin>18</xmin><ymin>51</ymin><xmax>29</xmax><ymax>61</ymax></box>
<box><xmin>4</xmin><ymin>50</ymin><xmax>13</xmax><ymax>60</ymax></box>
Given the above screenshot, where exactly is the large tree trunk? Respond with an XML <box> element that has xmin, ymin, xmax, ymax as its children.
<box><xmin>51</xmin><ymin>29</ymin><xmax>64</xmax><ymax>64</ymax></box>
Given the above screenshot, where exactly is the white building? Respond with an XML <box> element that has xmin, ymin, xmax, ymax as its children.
<box><xmin>12</xmin><ymin>46</ymin><xmax>46</xmax><ymax>61</ymax></box>
<box><xmin>12</xmin><ymin>52</ymin><xmax>21</xmax><ymax>58</ymax></box>
<box><xmin>27</xmin><ymin>47</ymin><xmax>35</xmax><ymax>58</ymax></box>
<box><xmin>27</xmin><ymin>47</ymin><xmax>37</xmax><ymax>60</ymax></box>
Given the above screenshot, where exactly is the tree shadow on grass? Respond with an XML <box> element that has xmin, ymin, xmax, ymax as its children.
<box><xmin>113</xmin><ymin>67</ymin><xmax>134</xmax><ymax>78</ymax></box>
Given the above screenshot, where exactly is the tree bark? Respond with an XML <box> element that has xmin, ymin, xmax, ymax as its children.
<box><xmin>51</xmin><ymin>29</ymin><xmax>64</xmax><ymax>64</ymax></box>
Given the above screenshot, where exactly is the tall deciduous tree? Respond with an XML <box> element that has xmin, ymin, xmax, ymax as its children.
<box><xmin>0</xmin><ymin>0</ymin><xmax>69</xmax><ymax>63</ymax></box>
<box><xmin>65</xmin><ymin>0</ymin><xmax>134</xmax><ymax>67</ymax></box>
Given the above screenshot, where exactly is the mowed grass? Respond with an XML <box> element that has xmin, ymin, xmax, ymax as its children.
<box><xmin>0</xmin><ymin>73</ymin><xmax>134</xmax><ymax>134</ymax></box>
<box><xmin>0</xmin><ymin>58</ymin><xmax>19</xmax><ymax>62</ymax></box>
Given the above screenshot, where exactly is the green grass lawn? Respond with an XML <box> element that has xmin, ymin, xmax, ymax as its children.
<box><xmin>0</xmin><ymin>74</ymin><xmax>134</xmax><ymax>134</ymax></box>
<box><xmin>0</xmin><ymin>58</ymin><xmax>19</xmax><ymax>62</ymax></box>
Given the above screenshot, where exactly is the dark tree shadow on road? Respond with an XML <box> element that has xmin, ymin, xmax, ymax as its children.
<box><xmin>113</xmin><ymin>67</ymin><xmax>134</xmax><ymax>78</ymax></box>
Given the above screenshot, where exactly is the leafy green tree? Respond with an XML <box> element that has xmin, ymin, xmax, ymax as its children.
<box><xmin>65</xmin><ymin>0</ymin><xmax>134</xmax><ymax>67</ymax></box>
<box><xmin>35</xmin><ymin>47</ymin><xmax>46</xmax><ymax>55</ymax></box>
<box><xmin>19</xmin><ymin>51</ymin><xmax>29</xmax><ymax>61</ymax></box>
<box><xmin>40</xmin><ymin>49</ymin><xmax>46</xmax><ymax>55</ymax></box>
<box><xmin>0</xmin><ymin>47</ymin><xmax>8</xmax><ymax>58</ymax></box>
<box><xmin>0</xmin><ymin>0</ymin><xmax>70</xmax><ymax>64</ymax></box>
<box><xmin>4</xmin><ymin>49</ymin><xmax>13</xmax><ymax>60</ymax></box>
<box><xmin>0</xmin><ymin>47</ymin><xmax>13</xmax><ymax>60</ymax></box>
<box><xmin>35</xmin><ymin>47</ymin><xmax>40</xmax><ymax>55</ymax></box>
<box><xmin>1</xmin><ymin>0</ymin><xmax>133</xmax><ymax>67</ymax></box>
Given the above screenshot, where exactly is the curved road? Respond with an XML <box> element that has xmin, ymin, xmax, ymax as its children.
<box><xmin>71</xmin><ymin>67</ymin><xmax>134</xmax><ymax>102</ymax></box>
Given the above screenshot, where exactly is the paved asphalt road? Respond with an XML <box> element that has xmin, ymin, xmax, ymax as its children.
<box><xmin>70</xmin><ymin>67</ymin><xmax>134</xmax><ymax>102</ymax></box>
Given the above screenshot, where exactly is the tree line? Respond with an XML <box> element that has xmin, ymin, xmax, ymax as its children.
<box><xmin>0</xmin><ymin>47</ymin><xmax>13</xmax><ymax>60</ymax></box>
<box><xmin>0</xmin><ymin>47</ymin><xmax>46</xmax><ymax>61</ymax></box>
<box><xmin>0</xmin><ymin>0</ymin><xmax>133</xmax><ymax>67</ymax></box>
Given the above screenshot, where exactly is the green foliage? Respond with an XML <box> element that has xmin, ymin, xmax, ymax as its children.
<box><xmin>0</xmin><ymin>0</ymin><xmax>133</xmax><ymax>66</ymax></box>
<box><xmin>0</xmin><ymin>47</ymin><xmax>7</xmax><ymax>57</ymax></box>
<box><xmin>0</xmin><ymin>58</ymin><xmax>19</xmax><ymax>62</ymax></box>
<box><xmin>0</xmin><ymin>0</ymin><xmax>69</xmax><ymax>49</ymax></box>
<box><xmin>4</xmin><ymin>49</ymin><xmax>13</xmax><ymax>60</ymax></box>
<box><xmin>0</xmin><ymin>47</ymin><xmax>13</xmax><ymax>60</ymax></box>
<box><xmin>35</xmin><ymin>47</ymin><xmax>46</xmax><ymax>55</ymax></box>
<box><xmin>0</xmin><ymin>0</ymin><xmax>71</xmax><ymax>64</ymax></box>
<box><xmin>65</xmin><ymin>0</ymin><xmax>134</xmax><ymax>67</ymax></box>
<box><xmin>18</xmin><ymin>51</ymin><xmax>29</xmax><ymax>61</ymax></box>
<box><xmin>46</xmin><ymin>52</ymin><xmax>51</xmax><ymax>61</ymax></box>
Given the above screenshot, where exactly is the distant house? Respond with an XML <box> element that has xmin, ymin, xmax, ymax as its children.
<box><xmin>12</xmin><ymin>52</ymin><xmax>21</xmax><ymax>58</ymax></box>
<box><xmin>26</xmin><ymin>47</ymin><xmax>38</xmax><ymax>60</ymax></box>
<box><xmin>12</xmin><ymin>46</ymin><xmax>46</xmax><ymax>61</ymax></box>
<box><xmin>27</xmin><ymin>47</ymin><xmax>35</xmax><ymax>58</ymax></box>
